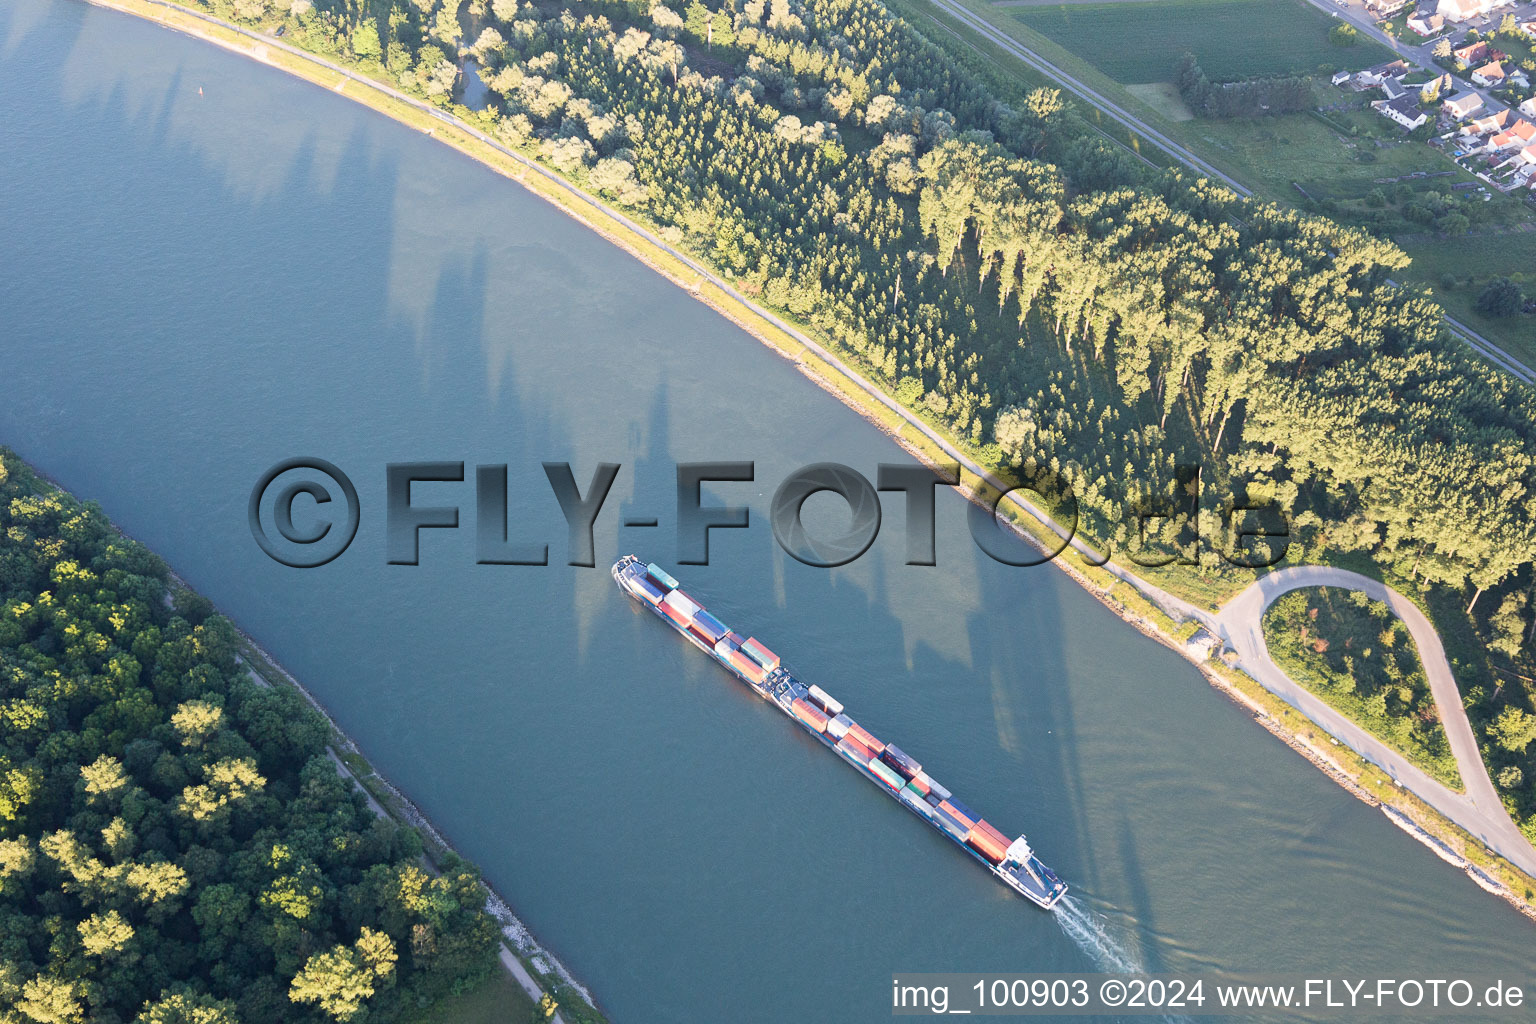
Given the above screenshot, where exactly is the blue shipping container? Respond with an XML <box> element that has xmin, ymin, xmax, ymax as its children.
<box><xmin>692</xmin><ymin>610</ymin><xmax>728</xmax><ymax>641</ymax></box>
<box><xmin>634</xmin><ymin>575</ymin><xmax>665</xmax><ymax>604</ymax></box>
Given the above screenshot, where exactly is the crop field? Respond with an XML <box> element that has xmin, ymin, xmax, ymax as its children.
<box><xmin>1007</xmin><ymin>0</ymin><xmax>1391</xmax><ymax>83</ymax></box>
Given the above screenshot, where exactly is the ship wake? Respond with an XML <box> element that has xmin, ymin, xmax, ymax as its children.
<box><xmin>1054</xmin><ymin>895</ymin><xmax>1143</xmax><ymax>973</ymax></box>
<box><xmin>1054</xmin><ymin>897</ymin><xmax>1192</xmax><ymax>1024</ymax></box>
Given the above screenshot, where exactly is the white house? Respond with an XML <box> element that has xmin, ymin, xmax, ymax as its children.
<box><xmin>1375</xmin><ymin>96</ymin><xmax>1429</xmax><ymax>130</ymax></box>
<box><xmin>1519</xmin><ymin>97</ymin><xmax>1536</xmax><ymax>119</ymax></box>
<box><xmin>1444</xmin><ymin>91</ymin><xmax>1485</xmax><ymax>118</ymax></box>
<box><xmin>1381</xmin><ymin>78</ymin><xmax>1409</xmax><ymax>101</ymax></box>
<box><xmin>1438</xmin><ymin>0</ymin><xmax>1493</xmax><ymax>21</ymax></box>
<box><xmin>1408</xmin><ymin>11</ymin><xmax>1445</xmax><ymax>34</ymax></box>
<box><xmin>1471</xmin><ymin>61</ymin><xmax>1507</xmax><ymax>88</ymax></box>
<box><xmin>1331</xmin><ymin>70</ymin><xmax>1354</xmax><ymax>86</ymax></box>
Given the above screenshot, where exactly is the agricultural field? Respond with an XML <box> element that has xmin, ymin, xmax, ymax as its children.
<box><xmin>1006</xmin><ymin>0</ymin><xmax>1392</xmax><ymax>83</ymax></box>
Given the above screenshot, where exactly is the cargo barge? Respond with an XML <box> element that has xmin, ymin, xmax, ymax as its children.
<box><xmin>612</xmin><ymin>555</ymin><xmax>1068</xmax><ymax>909</ymax></box>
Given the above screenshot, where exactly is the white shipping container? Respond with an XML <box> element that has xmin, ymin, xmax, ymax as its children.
<box><xmin>663</xmin><ymin>589</ymin><xmax>701</xmax><ymax>618</ymax></box>
<box><xmin>807</xmin><ymin>684</ymin><xmax>844</xmax><ymax>717</ymax></box>
<box><xmin>826</xmin><ymin>713</ymin><xmax>853</xmax><ymax>740</ymax></box>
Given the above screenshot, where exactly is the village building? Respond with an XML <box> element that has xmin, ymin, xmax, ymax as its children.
<box><xmin>1444</xmin><ymin>91</ymin><xmax>1485</xmax><ymax>118</ymax></box>
<box><xmin>1374</xmin><ymin>95</ymin><xmax>1430</xmax><ymax>130</ymax></box>
<box><xmin>1408</xmin><ymin>10</ymin><xmax>1446</xmax><ymax>34</ymax></box>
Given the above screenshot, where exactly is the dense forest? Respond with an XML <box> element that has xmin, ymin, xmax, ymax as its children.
<box><xmin>0</xmin><ymin>452</ymin><xmax>498</xmax><ymax>1022</ymax></box>
<box><xmin>173</xmin><ymin>0</ymin><xmax>1536</xmax><ymax>832</ymax></box>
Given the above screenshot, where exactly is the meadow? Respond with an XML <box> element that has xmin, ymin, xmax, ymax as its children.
<box><xmin>1008</xmin><ymin>0</ymin><xmax>1391</xmax><ymax>82</ymax></box>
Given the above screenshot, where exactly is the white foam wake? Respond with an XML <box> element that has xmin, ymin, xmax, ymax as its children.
<box><xmin>1055</xmin><ymin>894</ymin><xmax>1143</xmax><ymax>973</ymax></box>
<box><xmin>1055</xmin><ymin>896</ymin><xmax>1193</xmax><ymax>1024</ymax></box>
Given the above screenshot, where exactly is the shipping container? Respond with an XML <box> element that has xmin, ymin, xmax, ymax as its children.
<box><xmin>899</xmin><ymin>786</ymin><xmax>936</xmax><ymax>818</ymax></box>
<box><xmin>906</xmin><ymin>774</ymin><xmax>931</xmax><ymax>797</ymax></box>
<box><xmin>663</xmin><ymin>589</ymin><xmax>701</xmax><ymax>618</ymax></box>
<box><xmin>934</xmin><ymin>806</ymin><xmax>970</xmax><ymax>840</ymax></box>
<box><xmin>880</xmin><ymin>744</ymin><xmax>922</xmax><ymax>780</ymax></box>
<box><xmin>631</xmin><ymin>574</ymin><xmax>666</xmax><ymax>604</ymax></box>
<box><xmin>728</xmin><ymin>649</ymin><xmax>767</xmax><ymax>684</ymax></box>
<box><xmin>972</xmin><ymin>820</ymin><xmax>1009</xmax><ymax>846</ymax></box>
<box><xmin>713</xmin><ymin>638</ymin><xmax>737</xmax><ymax>660</ymax></box>
<box><xmin>945</xmin><ymin>798</ymin><xmax>980</xmax><ymax>825</ymax></box>
<box><xmin>837</xmin><ymin>736</ymin><xmax>875</xmax><ymax>764</ymax></box>
<box><xmin>725</xmin><ymin>631</ymin><xmax>746</xmax><ymax>646</ymax></box>
<box><xmin>806</xmin><ymin>685</ymin><xmax>844</xmax><ymax>717</ymax></box>
<box><xmin>791</xmin><ymin>698</ymin><xmax>830</xmax><ymax>733</ymax></box>
<box><xmin>661</xmin><ymin>602</ymin><xmax>692</xmax><ymax>628</ymax></box>
<box><xmin>826</xmin><ymin>713</ymin><xmax>852</xmax><ymax>741</ymax></box>
<box><xmin>964</xmin><ymin>822</ymin><xmax>1013</xmax><ymax>865</ymax></box>
<box><xmin>740</xmin><ymin>638</ymin><xmax>781</xmax><ymax>670</ymax></box>
<box><xmin>692</xmin><ymin>610</ymin><xmax>728</xmax><ymax>642</ymax></box>
<box><xmin>937</xmin><ymin>800</ymin><xmax>975</xmax><ymax>831</ymax></box>
<box><xmin>866</xmin><ymin>757</ymin><xmax>905</xmax><ymax>790</ymax></box>
<box><xmin>645</xmin><ymin>563</ymin><xmax>679</xmax><ymax>590</ymax></box>
<box><xmin>844</xmin><ymin>722</ymin><xmax>885</xmax><ymax>754</ymax></box>
<box><xmin>925</xmin><ymin>777</ymin><xmax>953</xmax><ymax>803</ymax></box>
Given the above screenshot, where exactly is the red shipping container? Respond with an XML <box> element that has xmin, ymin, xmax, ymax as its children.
<box><xmin>937</xmin><ymin>800</ymin><xmax>975</xmax><ymax>831</ymax></box>
<box><xmin>661</xmin><ymin>602</ymin><xmax>691</xmax><ymax>627</ymax></box>
<box><xmin>728</xmin><ymin>649</ymin><xmax>766</xmax><ymax>683</ymax></box>
<box><xmin>967</xmin><ymin>824</ymin><xmax>1009</xmax><ymax>864</ymax></box>
<box><xmin>837</xmin><ymin>737</ymin><xmax>874</xmax><ymax>763</ymax></box>
<box><xmin>843</xmin><ymin>722</ymin><xmax>884</xmax><ymax>754</ymax></box>
<box><xmin>907</xmin><ymin>774</ymin><xmax>931</xmax><ymax>797</ymax></box>
<box><xmin>791</xmin><ymin>699</ymin><xmax>829</xmax><ymax>733</ymax></box>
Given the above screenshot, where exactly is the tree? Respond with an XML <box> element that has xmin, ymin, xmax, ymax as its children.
<box><xmin>1489</xmin><ymin>591</ymin><xmax>1529</xmax><ymax>659</ymax></box>
<box><xmin>170</xmin><ymin>700</ymin><xmax>222</xmax><ymax>748</ymax></box>
<box><xmin>1489</xmin><ymin>705</ymin><xmax>1536</xmax><ymax>753</ymax></box>
<box><xmin>134</xmin><ymin>990</ymin><xmax>239</xmax><ymax>1024</ymax></box>
<box><xmin>289</xmin><ymin>931</ymin><xmax>395</xmax><ymax>1023</ymax></box>
<box><xmin>78</xmin><ymin>909</ymin><xmax>135</xmax><ymax>958</ymax></box>
<box><xmin>1475</xmin><ymin>277</ymin><xmax>1523</xmax><ymax>318</ymax></box>
<box><xmin>16</xmin><ymin>975</ymin><xmax>85</xmax><ymax>1024</ymax></box>
<box><xmin>352</xmin><ymin>23</ymin><xmax>383</xmax><ymax>61</ymax></box>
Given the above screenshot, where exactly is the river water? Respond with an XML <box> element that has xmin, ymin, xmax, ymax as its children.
<box><xmin>1</xmin><ymin>2</ymin><xmax>1529</xmax><ymax>1021</ymax></box>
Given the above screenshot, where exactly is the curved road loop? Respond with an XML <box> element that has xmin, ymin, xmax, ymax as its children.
<box><xmin>1213</xmin><ymin>567</ymin><xmax>1536</xmax><ymax>877</ymax></box>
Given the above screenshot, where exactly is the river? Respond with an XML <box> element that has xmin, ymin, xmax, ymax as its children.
<box><xmin>0</xmin><ymin>2</ymin><xmax>1529</xmax><ymax>1021</ymax></box>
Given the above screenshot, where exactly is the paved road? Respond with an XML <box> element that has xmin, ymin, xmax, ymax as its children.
<box><xmin>1212</xmin><ymin>566</ymin><xmax>1536</xmax><ymax>877</ymax></box>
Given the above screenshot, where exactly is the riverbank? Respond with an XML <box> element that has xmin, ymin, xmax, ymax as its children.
<box><xmin>72</xmin><ymin>0</ymin><xmax>1536</xmax><ymax>924</ymax></box>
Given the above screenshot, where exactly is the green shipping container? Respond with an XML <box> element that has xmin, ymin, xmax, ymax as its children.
<box><xmin>867</xmin><ymin>757</ymin><xmax>904</xmax><ymax>790</ymax></box>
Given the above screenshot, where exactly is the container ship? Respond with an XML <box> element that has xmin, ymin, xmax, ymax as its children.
<box><xmin>612</xmin><ymin>554</ymin><xmax>1068</xmax><ymax>909</ymax></box>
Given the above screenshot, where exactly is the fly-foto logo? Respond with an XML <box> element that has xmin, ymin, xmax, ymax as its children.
<box><xmin>247</xmin><ymin>460</ymin><xmax>1289</xmax><ymax>569</ymax></box>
